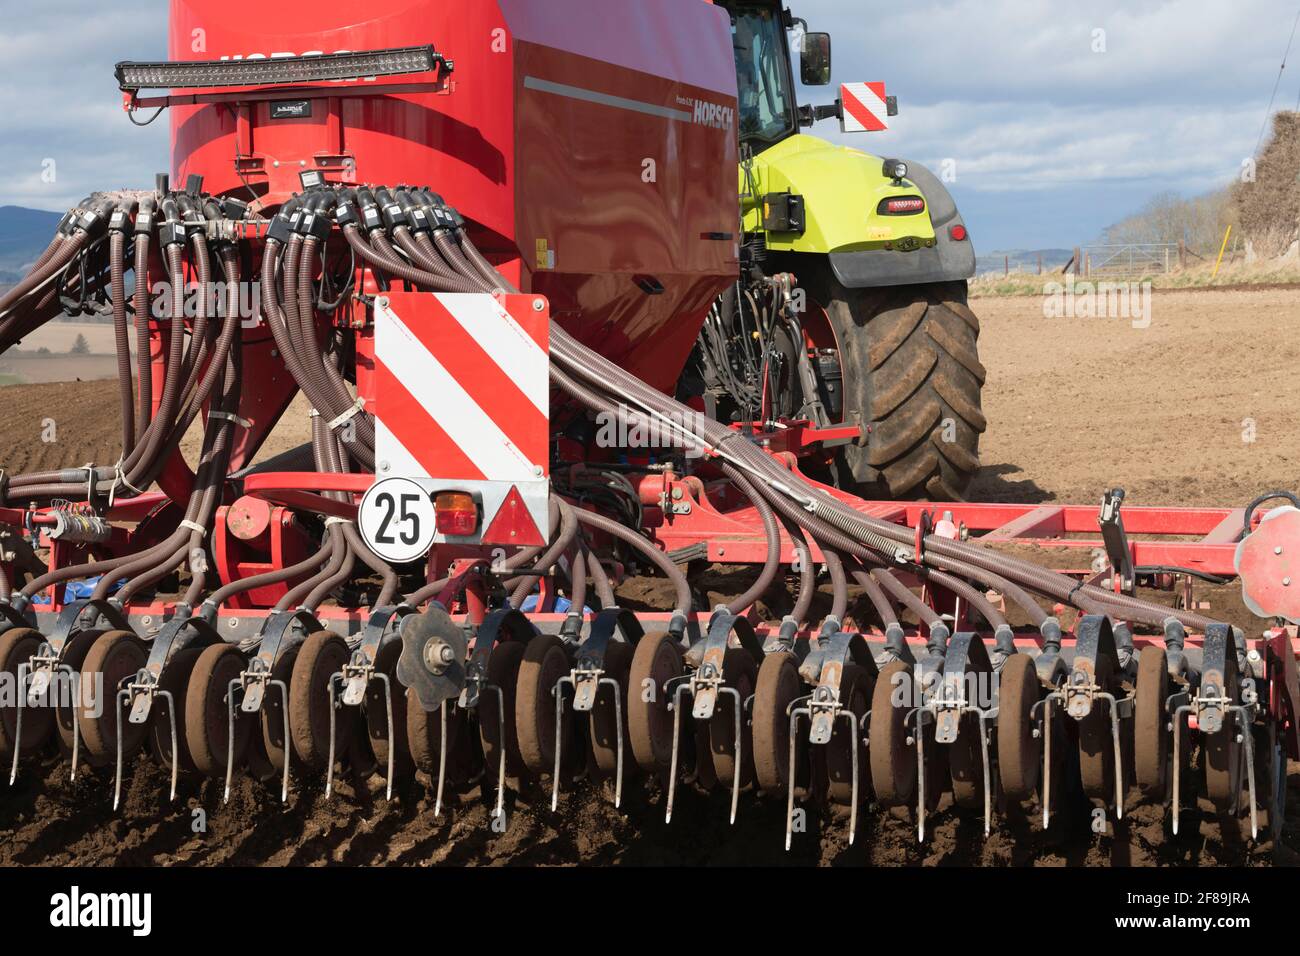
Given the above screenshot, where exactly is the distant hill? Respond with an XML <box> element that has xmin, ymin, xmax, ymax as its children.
<box><xmin>976</xmin><ymin>248</ymin><xmax>1074</xmax><ymax>275</ymax></box>
<box><xmin>0</xmin><ymin>206</ymin><xmax>65</xmax><ymax>283</ymax></box>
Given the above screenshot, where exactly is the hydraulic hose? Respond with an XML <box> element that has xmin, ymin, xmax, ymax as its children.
<box><xmin>574</xmin><ymin>509</ymin><xmax>691</xmax><ymax>625</ymax></box>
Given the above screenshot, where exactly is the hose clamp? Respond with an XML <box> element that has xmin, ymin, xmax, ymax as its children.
<box><xmin>328</xmin><ymin>397</ymin><xmax>367</xmax><ymax>431</ymax></box>
<box><xmin>83</xmin><ymin>463</ymin><xmax>101</xmax><ymax>510</ymax></box>
<box><xmin>179</xmin><ymin>519</ymin><xmax>207</xmax><ymax>536</ymax></box>
<box><xmin>324</xmin><ymin>516</ymin><xmax>354</xmax><ymax>528</ymax></box>
<box><xmin>208</xmin><ymin>410</ymin><xmax>252</xmax><ymax>428</ymax></box>
<box><xmin>108</xmin><ymin>459</ymin><xmax>146</xmax><ymax>509</ymax></box>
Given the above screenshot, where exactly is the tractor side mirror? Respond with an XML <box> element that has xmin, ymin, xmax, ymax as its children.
<box><xmin>800</xmin><ymin>32</ymin><xmax>832</xmax><ymax>86</ymax></box>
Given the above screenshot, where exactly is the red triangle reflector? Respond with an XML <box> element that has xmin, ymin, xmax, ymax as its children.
<box><xmin>481</xmin><ymin>486</ymin><xmax>545</xmax><ymax>547</ymax></box>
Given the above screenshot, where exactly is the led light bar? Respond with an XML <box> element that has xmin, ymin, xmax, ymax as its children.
<box><xmin>115</xmin><ymin>46</ymin><xmax>445</xmax><ymax>92</ymax></box>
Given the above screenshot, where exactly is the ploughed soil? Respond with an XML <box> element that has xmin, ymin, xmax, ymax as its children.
<box><xmin>0</xmin><ymin>289</ymin><xmax>1297</xmax><ymax>867</ymax></box>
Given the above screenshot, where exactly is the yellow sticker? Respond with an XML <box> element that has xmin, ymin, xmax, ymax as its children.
<box><xmin>535</xmin><ymin>238</ymin><xmax>549</xmax><ymax>270</ymax></box>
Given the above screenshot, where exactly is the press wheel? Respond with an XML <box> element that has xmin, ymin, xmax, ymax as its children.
<box><xmin>1133</xmin><ymin>645</ymin><xmax>1171</xmax><ymax>801</ymax></box>
<box><xmin>1078</xmin><ymin>653</ymin><xmax>1120</xmax><ymax>805</ymax></box>
<box><xmin>366</xmin><ymin>638</ymin><xmax>412</xmax><ymax>776</ymax></box>
<box><xmin>78</xmin><ymin>629</ymin><xmax>149</xmax><ymax>761</ymax></box>
<box><xmin>54</xmin><ymin>629</ymin><xmax>110</xmax><ymax>767</ymax></box>
<box><xmin>997</xmin><ymin>653</ymin><xmax>1041</xmax><ymax>802</ymax></box>
<box><xmin>289</xmin><ymin>631</ymin><xmax>352</xmax><ymax>771</ymax></box>
<box><xmin>869</xmin><ymin>660</ymin><xmax>916</xmax><ymax>807</ymax></box>
<box><xmin>480</xmin><ymin>639</ymin><xmax>528</xmax><ymax>783</ymax></box>
<box><xmin>708</xmin><ymin>648</ymin><xmax>758</xmax><ymax>792</ymax></box>
<box><xmin>0</xmin><ymin>627</ymin><xmax>53</xmax><ymax>755</ymax></box>
<box><xmin>948</xmin><ymin>712</ymin><xmax>987</xmax><ymax>810</ymax></box>
<box><xmin>819</xmin><ymin>662</ymin><xmax>873</xmax><ymax>807</ymax></box>
<box><xmin>406</xmin><ymin>688</ymin><xmax>475</xmax><ymax>785</ymax></box>
<box><xmin>1251</xmin><ymin>721</ymin><xmax>1287</xmax><ymax>845</ymax></box>
<box><xmin>752</xmin><ymin>650</ymin><xmax>802</xmax><ymax>794</ymax></box>
<box><xmin>184</xmin><ymin>642</ymin><xmax>253</xmax><ymax>778</ymax></box>
<box><xmin>259</xmin><ymin>642</ymin><xmax>300</xmax><ymax>775</ymax></box>
<box><xmin>590</xmin><ymin>641</ymin><xmax>634</xmax><ymax>777</ymax></box>
<box><xmin>513</xmin><ymin>635</ymin><xmax>572</xmax><ymax>778</ymax></box>
<box><xmin>628</xmin><ymin>631</ymin><xmax>683</xmax><ymax>773</ymax></box>
<box><xmin>150</xmin><ymin>645</ymin><xmax>202</xmax><ymax>774</ymax></box>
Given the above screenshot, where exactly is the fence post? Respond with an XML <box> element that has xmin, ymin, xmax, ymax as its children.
<box><xmin>1073</xmin><ymin>247</ymin><xmax>1082</xmax><ymax>276</ymax></box>
<box><xmin>1004</xmin><ymin>255</ymin><xmax>1009</xmax><ymax>276</ymax></box>
<box><xmin>1085</xmin><ymin>253</ymin><xmax>1091</xmax><ymax>277</ymax></box>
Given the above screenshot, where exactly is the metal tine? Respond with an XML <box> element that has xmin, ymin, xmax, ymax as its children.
<box><xmin>907</xmin><ymin>706</ymin><xmax>927</xmax><ymax>843</ymax></box>
<box><xmin>65</xmin><ymin>665</ymin><xmax>81</xmax><ymax>782</ymax></box>
<box><xmin>976</xmin><ymin>707</ymin><xmax>995</xmax><ymax>836</ymax></box>
<box><xmin>1171</xmin><ymin>703</ymin><xmax>1189</xmax><ymax>835</ymax></box>
<box><xmin>225</xmin><ymin>672</ymin><xmax>291</xmax><ymax>804</ymax></box>
<box><xmin>434</xmin><ymin>700</ymin><xmax>448</xmax><ymax>818</ymax></box>
<box><xmin>550</xmin><ymin>670</ymin><xmax>627</xmax><ymax>811</ymax></box>
<box><xmin>781</xmin><ymin>692</ymin><xmax>813</xmax><ymax>851</ymax></box>
<box><xmin>113</xmin><ymin>686</ymin><xmax>130</xmax><ymax>810</ymax></box>
<box><xmin>841</xmin><ymin>708</ymin><xmax>861</xmax><ymax>845</ymax></box>
<box><xmin>9</xmin><ymin>662</ymin><xmax>29</xmax><ymax>785</ymax></box>
<box><xmin>485</xmin><ymin>683</ymin><xmax>507</xmax><ymax>825</ymax></box>
<box><xmin>159</xmin><ymin>689</ymin><xmax>178</xmax><ymax>803</ymax></box>
<box><xmin>224</xmin><ymin>678</ymin><xmax>240</xmax><ymax>803</ymax></box>
<box><xmin>720</xmin><ymin>685</ymin><xmax>742</xmax><ymax>824</ymax></box>
<box><xmin>271</xmin><ymin>679</ymin><xmax>290</xmax><ymax>802</ymax></box>
<box><xmin>665</xmin><ymin>673</ymin><xmax>742</xmax><ymax>825</ymax></box>
<box><xmin>326</xmin><ymin>674</ymin><xmax>342</xmax><ymax>798</ymax></box>
<box><xmin>551</xmin><ymin>675</ymin><xmax>573</xmax><ymax>812</ymax></box>
<box><xmin>784</xmin><ymin>706</ymin><xmax>808</xmax><ymax>851</ymax></box>
<box><xmin>326</xmin><ymin>666</ymin><xmax>398</xmax><ymax>802</ymax></box>
<box><xmin>664</xmin><ymin>681</ymin><xmax>691</xmax><ymax>823</ymax></box>
<box><xmin>1231</xmin><ymin>704</ymin><xmax>1259</xmax><ymax>840</ymax></box>
<box><xmin>601</xmin><ymin>677</ymin><xmax>624</xmax><ymax>809</ymax></box>
<box><xmin>1094</xmin><ymin>690</ymin><xmax>1125</xmax><ymax>819</ymax></box>
<box><xmin>374</xmin><ymin>672</ymin><xmax>395</xmax><ymax>801</ymax></box>
<box><xmin>1034</xmin><ymin>691</ymin><xmax>1063</xmax><ymax>829</ymax></box>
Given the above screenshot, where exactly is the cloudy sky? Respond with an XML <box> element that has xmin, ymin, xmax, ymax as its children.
<box><xmin>1</xmin><ymin>0</ymin><xmax>1298</xmax><ymax>251</ymax></box>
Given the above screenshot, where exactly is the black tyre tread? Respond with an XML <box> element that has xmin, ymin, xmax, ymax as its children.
<box><xmin>515</xmin><ymin>635</ymin><xmax>569</xmax><ymax>776</ymax></box>
<box><xmin>184</xmin><ymin>642</ymin><xmax>253</xmax><ymax>778</ymax></box>
<box><xmin>752</xmin><ymin>651</ymin><xmax>802</xmax><ymax>794</ymax></box>
<box><xmin>627</xmin><ymin>631</ymin><xmax>682</xmax><ymax>773</ymax></box>
<box><xmin>78</xmin><ymin>630</ymin><xmax>149</xmax><ymax>761</ymax></box>
<box><xmin>806</xmin><ymin>267</ymin><xmax>985</xmax><ymax>501</ymax></box>
<box><xmin>996</xmin><ymin>653</ymin><xmax>1041</xmax><ymax>801</ymax></box>
<box><xmin>288</xmin><ymin>631</ymin><xmax>351</xmax><ymax>771</ymax></box>
<box><xmin>869</xmin><ymin>661</ymin><xmax>916</xmax><ymax>806</ymax></box>
<box><xmin>150</xmin><ymin>646</ymin><xmax>202</xmax><ymax>773</ymax></box>
<box><xmin>0</xmin><ymin>628</ymin><xmax>53</xmax><ymax>755</ymax></box>
<box><xmin>1133</xmin><ymin>645</ymin><xmax>1170</xmax><ymax>800</ymax></box>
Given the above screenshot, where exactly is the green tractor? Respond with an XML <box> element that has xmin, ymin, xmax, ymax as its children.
<box><xmin>685</xmin><ymin>0</ymin><xmax>985</xmax><ymax>501</ymax></box>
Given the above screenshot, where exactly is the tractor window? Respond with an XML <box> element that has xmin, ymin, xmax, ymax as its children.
<box><xmin>732</xmin><ymin>8</ymin><xmax>796</xmax><ymax>144</ymax></box>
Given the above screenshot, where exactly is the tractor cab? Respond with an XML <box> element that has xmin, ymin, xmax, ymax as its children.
<box><xmin>722</xmin><ymin>1</ymin><xmax>835</xmax><ymax>149</ymax></box>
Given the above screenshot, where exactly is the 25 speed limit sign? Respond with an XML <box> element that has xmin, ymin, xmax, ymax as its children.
<box><xmin>358</xmin><ymin>477</ymin><xmax>437</xmax><ymax>563</ymax></box>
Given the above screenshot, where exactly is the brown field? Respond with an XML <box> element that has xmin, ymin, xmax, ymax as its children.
<box><xmin>0</xmin><ymin>288</ymin><xmax>1296</xmax><ymax>866</ymax></box>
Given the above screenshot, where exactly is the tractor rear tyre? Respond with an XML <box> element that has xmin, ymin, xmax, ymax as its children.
<box><xmin>802</xmin><ymin>266</ymin><xmax>986</xmax><ymax>501</ymax></box>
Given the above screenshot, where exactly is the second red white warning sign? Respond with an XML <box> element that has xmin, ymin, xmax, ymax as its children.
<box><xmin>840</xmin><ymin>82</ymin><xmax>889</xmax><ymax>133</ymax></box>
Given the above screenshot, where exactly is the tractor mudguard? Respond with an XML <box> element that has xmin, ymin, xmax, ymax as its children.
<box><xmin>827</xmin><ymin>160</ymin><xmax>974</xmax><ymax>289</ymax></box>
<box><xmin>742</xmin><ymin>134</ymin><xmax>974</xmax><ymax>288</ymax></box>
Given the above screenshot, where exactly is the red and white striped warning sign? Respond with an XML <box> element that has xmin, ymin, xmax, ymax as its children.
<box><xmin>372</xmin><ymin>292</ymin><xmax>550</xmax><ymax>547</ymax></box>
<box><xmin>840</xmin><ymin>82</ymin><xmax>889</xmax><ymax>133</ymax></box>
